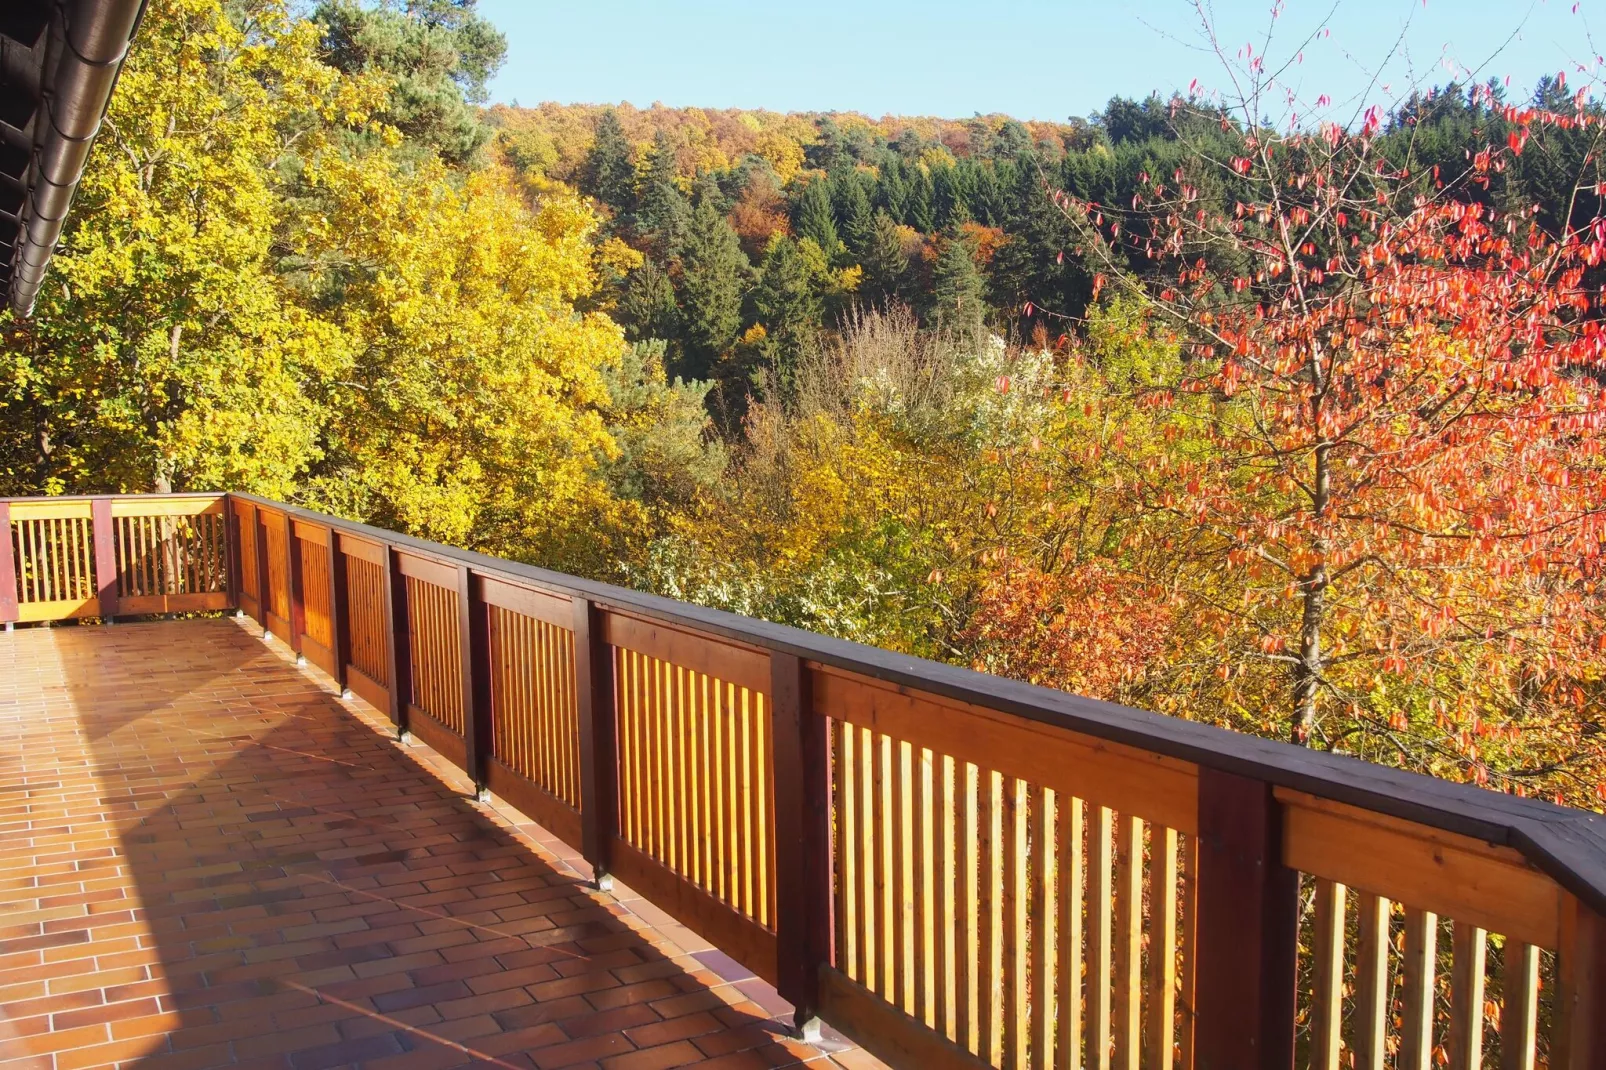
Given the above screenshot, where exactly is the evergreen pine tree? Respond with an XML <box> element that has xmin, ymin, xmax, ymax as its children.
<box><xmin>861</xmin><ymin>211</ymin><xmax>909</xmax><ymax>308</ymax></box>
<box><xmin>906</xmin><ymin>168</ymin><xmax>936</xmax><ymax>232</ymax></box>
<box><xmin>932</xmin><ymin>165</ymin><xmax>973</xmax><ymax>230</ymax></box>
<box><xmin>795</xmin><ymin>179</ymin><xmax>842</xmax><ymax>259</ymax></box>
<box><xmin>619</xmin><ymin>258</ymin><xmax>680</xmax><ymax>345</ymax></box>
<box><xmin>835</xmin><ymin>173</ymin><xmax>874</xmax><ymax>257</ymax></box>
<box><xmin>929</xmin><ymin>234</ymin><xmax>986</xmax><ymax>333</ymax></box>
<box><xmin>678</xmin><ymin>198</ymin><xmax>749</xmax><ymax>379</ymax></box>
<box><xmin>314</xmin><ymin>0</ymin><xmax>507</xmax><ymax>165</ymax></box>
<box><xmin>635</xmin><ymin>130</ymin><xmax>689</xmax><ymax>254</ymax></box>
<box><xmin>877</xmin><ymin>157</ymin><xmax>909</xmax><ymax>221</ymax></box>
<box><xmin>989</xmin><ymin>154</ymin><xmax>1090</xmax><ymax>330</ymax></box>
<box><xmin>583</xmin><ymin>109</ymin><xmax>636</xmax><ymax>213</ymax></box>
<box><xmin>753</xmin><ymin>236</ymin><xmax>822</xmax><ymax>391</ymax></box>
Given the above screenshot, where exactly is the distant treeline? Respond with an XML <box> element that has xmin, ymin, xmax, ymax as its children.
<box><xmin>488</xmin><ymin>85</ymin><xmax>1604</xmax><ymax>423</ymax></box>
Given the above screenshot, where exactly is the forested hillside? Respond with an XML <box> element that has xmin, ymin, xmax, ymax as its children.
<box><xmin>2</xmin><ymin>0</ymin><xmax>1603</xmax><ymax>808</ymax></box>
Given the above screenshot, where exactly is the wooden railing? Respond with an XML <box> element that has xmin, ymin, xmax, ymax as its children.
<box><xmin>7</xmin><ymin>490</ymin><xmax>1606</xmax><ymax>1070</ymax></box>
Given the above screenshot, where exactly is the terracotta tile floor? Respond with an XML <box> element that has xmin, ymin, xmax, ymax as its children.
<box><xmin>0</xmin><ymin>617</ymin><xmax>886</xmax><ymax>1070</ymax></box>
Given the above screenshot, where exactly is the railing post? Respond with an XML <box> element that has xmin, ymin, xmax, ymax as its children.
<box><xmin>573</xmin><ymin>598</ymin><xmax>617</xmax><ymax>887</ymax></box>
<box><xmin>252</xmin><ymin>505</ymin><xmax>271</xmax><ymax>633</ymax></box>
<box><xmin>284</xmin><ymin>512</ymin><xmax>304</xmax><ymax>660</ymax></box>
<box><xmin>90</xmin><ymin>496</ymin><xmax>118</xmax><ymax>621</ymax></box>
<box><xmin>328</xmin><ymin>529</ymin><xmax>350</xmax><ymax>695</ymax></box>
<box><xmin>1192</xmin><ymin>767</ymin><xmax>1299</xmax><ymax>1070</ymax></box>
<box><xmin>381</xmin><ymin>546</ymin><xmax>411</xmax><ymax>738</ymax></box>
<box><xmin>771</xmin><ymin>650</ymin><xmax>829</xmax><ymax>1039</ymax></box>
<box><xmin>458</xmin><ymin>564</ymin><xmax>493</xmax><ymax>794</ymax></box>
<box><xmin>222</xmin><ymin>495</ymin><xmax>241</xmax><ymax>612</ymax></box>
<box><xmin>1557</xmin><ymin>895</ymin><xmax>1606</xmax><ymax>1067</ymax></box>
<box><xmin>0</xmin><ymin>501</ymin><xmax>15</xmax><ymax>629</ymax></box>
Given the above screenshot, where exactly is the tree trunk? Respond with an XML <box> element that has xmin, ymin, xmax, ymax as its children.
<box><xmin>1293</xmin><ymin>396</ymin><xmax>1332</xmax><ymax>746</ymax></box>
<box><xmin>1292</xmin><ymin>566</ymin><xmax>1326</xmax><ymax>745</ymax></box>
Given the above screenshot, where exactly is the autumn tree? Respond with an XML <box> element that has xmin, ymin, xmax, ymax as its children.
<box><xmin>1057</xmin><ymin>7</ymin><xmax>1606</xmax><ymax>794</ymax></box>
<box><xmin>0</xmin><ymin>0</ymin><xmax>382</xmax><ymax>497</ymax></box>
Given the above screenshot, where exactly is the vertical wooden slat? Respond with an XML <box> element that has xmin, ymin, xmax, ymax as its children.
<box><xmin>1029</xmin><ymin>787</ymin><xmax>1056</xmax><ymax>1070</ymax></box>
<box><xmin>574</xmin><ymin>599</ymin><xmax>617</xmax><ymax>878</ymax></box>
<box><xmin>872</xmin><ymin>731</ymin><xmax>890</xmax><ymax>998</ymax></box>
<box><xmin>1191</xmin><ymin>769</ymin><xmax>1299</xmax><ymax>1070</ymax></box>
<box><xmin>1310</xmin><ymin>879</ymin><xmax>1347</xmax><ymax>1070</ymax></box>
<box><xmin>1499</xmin><ymin>941</ymin><xmax>1539</xmax><ymax>1070</ymax></box>
<box><xmin>1002</xmin><ymin>777</ymin><xmax>1028</xmax><ymax>1070</ymax></box>
<box><xmin>1353</xmin><ymin>892</ymin><xmax>1391</xmax><ymax>1070</ymax></box>
<box><xmin>1087</xmin><ymin>804</ymin><xmax>1113</xmax><ymax>1070</ymax></box>
<box><xmin>1057</xmin><ymin>794</ymin><xmax>1084</xmax><ymax>1070</ymax></box>
<box><xmin>1449</xmin><ymin>922</ymin><xmax>1486</xmax><ymax>1070</ymax></box>
<box><xmin>0</xmin><ymin>502</ymin><xmax>16</xmax><ymax>625</ymax></box>
<box><xmin>978</xmin><ymin>768</ymin><xmax>1000</xmax><ymax>1066</ymax></box>
<box><xmin>937</xmin><ymin>753</ymin><xmax>955</xmax><ymax>1042</ymax></box>
<box><xmin>957</xmin><ymin>760</ymin><xmax>976</xmax><ymax>1057</ymax></box>
<box><xmin>913</xmin><ymin>746</ymin><xmax>931</xmax><ymax>1028</ymax></box>
<box><xmin>1112</xmin><ymin>814</ymin><xmax>1142</xmax><ymax>1070</ymax></box>
<box><xmin>1146</xmin><ymin>825</ymin><xmax>1178</xmax><ymax>1070</ymax></box>
<box><xmin>892</xmin><ymin>738</ymin><xmax>909</xmax><ymax>1013</ymax></box>
<box><xmin>835</xmin><ymin>720</ymin><xmax>853</xmax><ymax>981</ymax></box>
<box><xmin>1399</xmin><ymin>908</ymin><xmax>1439</xmax><ymax>1070</ymax></box>
<box><xmin>91</xmin><ymin>497</ymin><xmax>116</xmax><ymax>618</ymax></box>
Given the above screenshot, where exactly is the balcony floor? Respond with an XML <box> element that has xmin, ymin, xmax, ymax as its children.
<box><xmin>0</xmin><ymin>618</ymin><xmax>881</xmax><ymax>1070</ymax></box>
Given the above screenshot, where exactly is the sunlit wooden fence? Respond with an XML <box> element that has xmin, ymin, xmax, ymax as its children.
<box><xmin>6</xmin><ymin>489</ymin><xmax>1606</xmax><ymax>1069</ymax></box>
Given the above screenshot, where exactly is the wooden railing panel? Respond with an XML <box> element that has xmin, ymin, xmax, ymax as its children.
<box><xmin>484</xmin><ymin>602</ymin><xmax>581</xmax><ymax>845</ymax></box>
<box><xmin>402</xmin><ymin>567</ymin><xmax>466</xmax><ymax>768</ymax></box>
<box><xmin>296</xmin><ymin>531</ymin><xmax>335</xmax><ymax>676</ymax></box>
<box><xmin>824</xmin><ymin>671</ymin><xmax>1196</xmax><ymax>1070</ymax></box>
<box><xmin>233</xmin><ymin>498</ymin><xmax>259</xmax><ymax>619</ymax></box>
<box><xmin>1283</xmin><ymin>789</ymin><xmax>1568</xmax><ymax>1070</ymax></box>
<box><xmin>608</xmin><ymin>618</ymin><xmax>778</xmax><ymax>982</ymax></box>
<box><xmin>111</xmin><ymin>501</ymin><xmax>228</xmax><ymax>615</ymax></box>
<box><xmin>340</xmin><ymin>541</ymin><xmax>389</xmax><ymax>710</ymax></box>
<box><xmin>9</xmin><ymin>507</ymin><xmax>98</xmax><ymax>622</ymax></box>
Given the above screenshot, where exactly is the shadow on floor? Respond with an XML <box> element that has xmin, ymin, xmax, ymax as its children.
<box><xmin>0</xmin><ymin>618</ymin><xmax>865</xmax><ymax>1070</ymax></box>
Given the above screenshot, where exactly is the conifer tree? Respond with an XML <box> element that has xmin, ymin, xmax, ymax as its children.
<box><xmin>835</xmin><ymin>173</ymin><xmax>875</xmax><ymax>257</ymax></box>
<box><xmin>583</xmin><ymin>109</ymin><xmax>636</xmax><ymax>214</ymax></box>
<box><xmin>861</xmin><ymin>211</ymin><xmax>909</xmax><ymax>308</ymax></box>
<box><xmin>906</xmin><ymin>168</ymin><xmax>936</xmax><ymax>232</ymax></box>
<box><xmin>796</xmin><ymin>179</ymin><xmax>842</xmax><ymax>259</ymax></box>
<box><xmin>619</xmin><ymin>258</ymin><xmax>680</xmax><ymax>345</ymax></box>
<box><xmin>929</xmin><ymin>233</ymin><xmax>986</xmax><ymax>332</ymax></box>
<box><xmin>752</xmin><ymin>235</ymin><xmax>822</xmax><ymax>390</ymax></box>
<box><xmin>677</xmin><ymin>197</ymin><xmax>749</xmax><ymax>379</ymax></box>
<box><xmin>635</xmin><ymin>130</ymin><xmax>688</xmax><ymax>254</ymax></box>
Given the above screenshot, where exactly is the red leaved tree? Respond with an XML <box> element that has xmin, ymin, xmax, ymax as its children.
<box><xmin>1057</xmin><ymin>6</ymin><xmax>1606</xmax><ymax>795</ymax></box>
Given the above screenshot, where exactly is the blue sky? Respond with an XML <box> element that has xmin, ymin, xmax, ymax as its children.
<box><xmin>478</xmin><ymin>0</ymin><xmax>1602</xmax><ymax>123</ymax></box>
